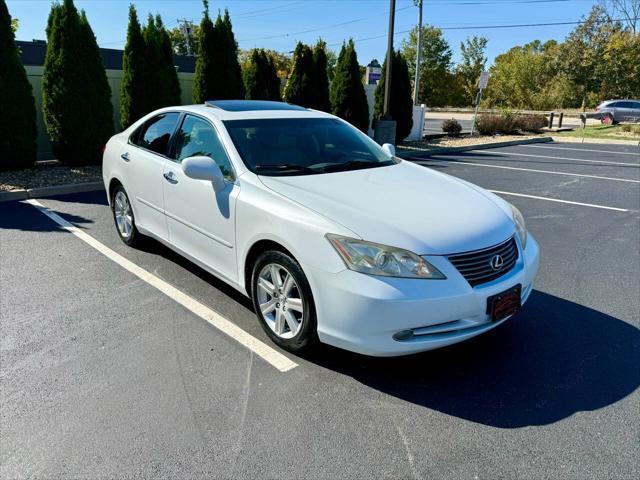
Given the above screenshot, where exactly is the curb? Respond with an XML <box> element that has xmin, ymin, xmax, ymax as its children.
<box><xmin>0</xmin><ymin>181</ymin><xmax>104</xmax><ymax>203</ymax></box>
<box><xmin>397</xmin><ymin>136</ymin><xmax>553</xmax><ymax>159</ymax></box>
<box><xmin>550</xmin><ymin>136</ymin><xmax>640</xmax><ymax>147</ymax></box>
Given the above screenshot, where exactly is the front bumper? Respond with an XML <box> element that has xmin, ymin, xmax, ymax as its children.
<box><xmin>304</xmin><ymin>234</ymin><xmax>540</xmax><ymax>356</ymax></box>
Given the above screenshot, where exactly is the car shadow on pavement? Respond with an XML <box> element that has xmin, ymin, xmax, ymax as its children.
<box><xmin>0</xmin><ymin>200</ymin><xmax>93</xmax><ymax>232</ymax></box>
<box><xmin>303</xmin><ymin>290</ymin><xmax>640</xmax><ymax>428</ymax></box>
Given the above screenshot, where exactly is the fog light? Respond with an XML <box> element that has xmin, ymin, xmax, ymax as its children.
<box><xmin>393</xmin><ymin>330</ymin><xmax>414</xmax><ymax>341</ymax></box>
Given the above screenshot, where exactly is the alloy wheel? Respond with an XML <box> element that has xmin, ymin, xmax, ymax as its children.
<box><xmin>256</xmin><ymin>263</ymin><xmax>304</xmax><ymax>339</ymax></box>
<box><xmin>114</xmin><ymin>190</ymin><xmax>134</xmax><ymax>239</ymax></box>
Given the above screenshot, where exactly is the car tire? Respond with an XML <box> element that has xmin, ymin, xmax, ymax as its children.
<box><xmin>250</xmin><ymin>250</ymin><xmax>318</xmax><ymax>353</ymax></box>
<box><xmin>602</xmin><ymin>113</ymin><xmax>615</xmax><ymax>125</ymax></box>
<box><xmin>111</xmin><ymin>185</ymin><xmax>142</xmax><ymax>247</ymax></box>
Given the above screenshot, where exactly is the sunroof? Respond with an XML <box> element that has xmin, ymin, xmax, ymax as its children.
<box><xmin>205</xmin><ymin>100</ymin><xmax>307</xmax><ymax>112</ymax></box>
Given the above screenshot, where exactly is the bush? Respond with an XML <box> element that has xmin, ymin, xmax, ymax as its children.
<box><xmin>42</xmin><ymin>0</ymin><xmax>113</xmax><ymax>166</ymax></box>
<box><xmin>373</xmin><ymin>50</ymin><xmax>413</xmax><ymax>143</ymax></box>
<box><xmin>0</xmin><ymin>0</ymin><xmax>37</xmax><ymax>170</ymax></box>
<box><xmin>441</xmin><ymin>118</ymin><xmax>462</xmax><ymax>136</ymax></box>
<box><xmin>476</xmin><ymin>114</ymin><xmax>515</xmax><ymax>135</ymax></box>
<box><xmin>515</xmin><ymin>114</ymin><xmax>547</xmax><ymax>132</ymax></box>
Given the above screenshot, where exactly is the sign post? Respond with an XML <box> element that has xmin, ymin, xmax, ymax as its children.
<box><xmin>471</xmin><ymin>71</ymin><xmax>489</xmax><ymax>136</ymax></box>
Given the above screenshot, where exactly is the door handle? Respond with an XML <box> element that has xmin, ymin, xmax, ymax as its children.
<box><xmin>121</xmin><ymin>152</ymin><xmax>130</xmax><ymax>162</ymax></box>
<box><xmin>163</xmin><ymin>171</ymin><xmax>178</xmax><ymax>184</ymax></box>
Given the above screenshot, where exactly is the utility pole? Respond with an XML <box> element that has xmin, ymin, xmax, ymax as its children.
<box><xmin>177</xmin><ymin>18</ymin><xmax>195</xmax><ymax>56</ymax></box>
<box><xmin>413</xmin><ymin>0</ymin><xmax>423</xmax><ymax>105</ymax></box>
<box><xmin>382</xmin><ymin>0</ymin><xmax>396</xmax><ymax>119</ymax></box>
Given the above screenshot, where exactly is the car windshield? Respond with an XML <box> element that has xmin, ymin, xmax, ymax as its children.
<box><xmin>223</xmin><ymin>118</ymin><xmax>397</xmax><ymax>176</ymax></box>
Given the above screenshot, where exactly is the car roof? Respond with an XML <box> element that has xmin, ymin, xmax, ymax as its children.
<box><xmin>176</xmin><ymin>101</ymin><xmax>334</xmax><ymax>121</ymax></box>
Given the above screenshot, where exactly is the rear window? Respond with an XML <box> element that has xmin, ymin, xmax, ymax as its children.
<box><xmin>132</xmin><ymin>113</ymin><xmax>180</xmax><ymax>156</ymax></box>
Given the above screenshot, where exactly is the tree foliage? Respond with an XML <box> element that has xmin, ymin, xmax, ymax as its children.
<box><xmin>145</xmin><ymin>14</ymin><xmax>181</xmax><ymax>110</ymax></box>
<box><xmin>311</xmin><ymin>40</ymin><xmax>331</xmax><ymax>112</ymax></box>
<box><xmin>243</xmin><ymin>48</ymin><xmax>281</xmax><ymax>100</ymax></box>
<box><xmin>401</xmin><ymin>25</ymin><xmax>454</xmax><ymax>107</ymax></box>
<box><xmin>282</xmin><ymin>42</ymin><xmax>315</xmax><ymax>107</ymax></box>
<box><xmin>330</xmin><ymin>39</ymin><xmax>369</xmax><ymax>133</ymax></box>
<box><xmin>168</xmin><ymin>23</ymin><xmax>199</xmax><ymax>56</ymax></box>
<box><xmin>42</xmin><ymin>0</ymin><xmax>113</xmax><ymax>165</ymax></box>
<box><xmin>373</xmin><ymin>50</ymin><xmax>413</xmax><ymax>143</ymax></box>
<box><xmin>456</xmin><ymin>36</ymin><xmax>488</xmax><ymax>105</ymax></box>
<box><xmin>193</xmin><ymin>0</ymin><xmax>215</xmax><ymax>103</ymax></box>
<box><xmin>0</xmin><ymin>0</ymin><xmax>37</xmax><ymax>170</ymax></box>
<box><xmin>120</xmin><ymin>5</ymin><xmax>147</xmax><ymax>129</ymax></box>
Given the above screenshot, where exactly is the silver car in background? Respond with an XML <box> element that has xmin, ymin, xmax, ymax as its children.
<box><xmin>596</xmin><ymin>99</ymin><xmax>640</xmax><ymax>124</ymax></box>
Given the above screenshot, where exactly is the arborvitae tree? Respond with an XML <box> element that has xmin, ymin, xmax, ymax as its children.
<box><xmin>311</xmin><ymin>40</ymin><xmax>331</xmax><ymax>112</ymax></box>
<box><xmin>42</xmin><ymin>0</ymin><xmax>113</xmax><ymax>165</ymax></box>
<box><xmin>244</xmin><ymin>49</ymin><xmax>281</xmax><ymax>101</ymax></box>
<box><xmin>221</xmin><ymin>9</ymin><xmax>244</xmax><ymax>99</ymax></box>
<box><xmin>0</xmin><ymin>0</ymin><xmax>37</xmax><ymax>170</ymax></box>
<box><xmin>193</xmin><ymin>0</ymin><xmax>215</xmax><ymax>103</ymax></box>
<box><xmin>330</xmin><ymin>39</ymin><xmax>369</xmax><ymax>133</ymax></box>
<box><xmin>283</xmin><ymin>42</ymin><xmax>315</xmax><ymax>107</ymax></box>
<box><xmin>120</xmin><ymin>4</ymin><xmax>147</xmax><ymax>129</ymax></box>
<box><xmin>374</xmin><ymin>50</ymin><xmax>413</xmax><ymax>143</ymax></box>
<box><xmin>154</xmin><ymin>15</ymin><xmax>181</xmax><ymax>107</ymax></box>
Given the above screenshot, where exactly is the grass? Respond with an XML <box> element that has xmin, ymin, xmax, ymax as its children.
<box><xmin>555</xmin><ymin>124</ymin><xmax>640</xmax><ymax>141</ymax></box>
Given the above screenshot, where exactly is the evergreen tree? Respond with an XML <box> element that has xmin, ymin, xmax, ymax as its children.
<box><xmin>154</xmin><ymin>15</ymin><xmax>181</xmax><ymax>107</ymax></box>
<box><xmin>330</xmin><ymin>39</ymin><xmax>369</xmax><ymax>133</ymax></box>
<box><xmin>42</xmin><ymin>0</ymin><xmax>113</xmax><ymax>165</ymax></box>
<box><xmin>373</xmin><ymin>50</ymin><xmax>413</xmax><ymax>143</ymax></box>
<box><xmin>283</xmin><ymin>42</ymin><xmax>315</xmax><ymax>107</ymax></box>
<box><xmin>312</xmin><ymin>40</ymin><xmax>331</xmax><ymax>112</ymax></box>
<box><xmin>193</xmin><ymin>0</ymin><xmax>216</xmax><ymax>103</ymax></box>
<box><xmin>220</xmin><ymin>9</ymin><xmax>244</xmax><ymax>99</ymax></box>
<box><xmin>120</xmin><ymin>4</ymin><xmax>147</xmax><ymax>129</ymax></box>
<box><xmin>244</xmin><ymin>49</ymin><xmax>281</xmax><ymax>101</ymax></box>
<box><xmin>0</xmin><ymin>0</ymin><xmax>37</xmax><ymax>170</ymax></box>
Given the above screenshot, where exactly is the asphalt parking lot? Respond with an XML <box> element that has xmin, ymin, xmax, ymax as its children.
<box><xmin>1</xmin><ymin>141</ymin><xmax>639</xmax><ymax>479</ymax></box>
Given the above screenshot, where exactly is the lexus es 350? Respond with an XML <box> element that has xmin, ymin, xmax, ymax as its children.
<box><xmin>102</xmin><ymin>100</ymin><xmax>540</xmax><ymax>356</ymax></box>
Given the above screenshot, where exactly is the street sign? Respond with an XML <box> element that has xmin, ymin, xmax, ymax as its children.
<box><xmin>479</xmin><ymin>71</ymin><xmax>489</xmax><ymax>90</ymax></box>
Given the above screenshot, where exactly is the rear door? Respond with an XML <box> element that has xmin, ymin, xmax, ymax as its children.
<box><xmin>162</xmin><ymin>114</ymin><xmax>239</xmax><ymax>283</ymax></box>
<box><xmin>125</xmin><ymin>112</ymin><xmax>180</xmax><ymax>240</ymax></box>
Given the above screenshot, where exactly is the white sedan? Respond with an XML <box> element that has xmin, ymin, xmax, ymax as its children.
<box><xmin>103</xmin><ymin>100</ymin><xmax>540</xmax><ymax>356</ymax></box>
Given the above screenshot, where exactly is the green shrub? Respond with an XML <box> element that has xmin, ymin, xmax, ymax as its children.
<box><xmin>0</xmin><ymin>0</ymin><xmax>37</xmax><ymax>170</ymax></box>
<box><xmin>441</xmin><ymin>118</ymin><xmax>462</xmax><ymax>136</ymax></box>
<box><xmin>515</xmin><ymin>114</ymin><xmax>547</xmax><ymax>132</ymax></box>
<box><xmin>373</xmin><ymin>50</ymin><xmax>414</xmax><ymax>143</ymax></box>
<box><xmin>330</xmin><ymin>39</ymin><xmax>369</xmax><ymax>133</ymax></box>
<box><xmin>42</xmin><ymin>0</ymin><xmax>113</xmax><ymax>165</ymax></box>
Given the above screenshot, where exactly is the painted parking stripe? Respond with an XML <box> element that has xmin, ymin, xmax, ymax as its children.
<box><xmin>26</xmin><ymin>199</ymin><xmax>298</xmax><ymax>373</ymax></box>
<box><xmin>488</xmin><ymin>190</ymin><xmax>630</xmax><ymax>212</ymax></box>
<box><xmin>523</xmin><ymin>144</ymin><xmax>640</xmax><ymax>157</ymax></box>
<box><xmin>468</xmin><ymin>149</ymin><xmax>640</xmax><ymax>167</ymax></box>
<box><xmin>418</xmin><ymin>159</ymin><xmax>640</xmax><ymax>183</ymax></box>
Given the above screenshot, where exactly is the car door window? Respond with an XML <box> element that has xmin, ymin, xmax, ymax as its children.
<box><xmin>134</xmin><ymin>113</ymin><xmax>180</xmax><ymax>156</ymax></box>
<box><xmin>174</xmin><ymin>115</ymin><xmax>235</xmax><ymax>182</ymax></box>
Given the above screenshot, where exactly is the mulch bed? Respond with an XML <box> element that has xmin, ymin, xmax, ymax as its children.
<box><xmin>0</xmin><ymin>162</ymin><xmax>102</xmax><ymax>191</ymax></box>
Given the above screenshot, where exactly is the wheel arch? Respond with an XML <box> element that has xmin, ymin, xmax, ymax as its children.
<box><xmin>243</xmin><ymin>239</ymin><xmax>297</xmax><ymax>297</ymax></box>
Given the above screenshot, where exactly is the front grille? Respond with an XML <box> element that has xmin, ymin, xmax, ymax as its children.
<box><xmin>448</xmin><ymin>237</ymin><xmax>518</xmax><ymax>287</ymax></box>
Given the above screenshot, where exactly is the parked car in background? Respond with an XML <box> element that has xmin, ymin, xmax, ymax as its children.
<box><xmin>102</xmin><ymin>100</ymin><xmax>539</xmax><ymax>357</ymax></box>
<box><xmin>596</xmin><ymin>99</ymin><xmax>640</xmax><ymax>124</ymax></box>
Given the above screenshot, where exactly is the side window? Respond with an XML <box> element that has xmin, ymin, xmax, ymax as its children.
<box><xmin>619</xmin><ymin>101</ymin><xmax>634</xmax><ymax>108</ymax></box>
<box><xmin>133</xmin><ymin>113</ymin><xmax>180</xmax><ymax>156</ymax></box>
<box><xmin>174</xmin><ymin>115</ymin><xmax>235</xmax><ymax>182</ymax></box>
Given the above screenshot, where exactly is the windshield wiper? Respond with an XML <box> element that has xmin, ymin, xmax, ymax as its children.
<box><xmin>318</xmin><ymin>159</ymin><xmax>383</xmax><ymax>173</ymax></box>
<box><xmin>254</xmin><ymin>163</ymin><xmax>317</xmax><ymax>174</ymax></box>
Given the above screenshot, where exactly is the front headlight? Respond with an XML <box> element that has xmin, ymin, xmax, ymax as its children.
<box><xmin>510</xmin><ymin>204</ymin><xmax>528</xmax><ymax>249</ymax></box>
<box><xmin>326</xmin><ymin>234</ymin><xmax>446</xmax><ymax>279</ymax></box>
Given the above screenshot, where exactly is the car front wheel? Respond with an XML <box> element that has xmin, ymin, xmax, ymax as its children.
<box><xmin>251</xmin><ymin>250</ymin><xmax>318</xmax><ymax>353</ymax></box>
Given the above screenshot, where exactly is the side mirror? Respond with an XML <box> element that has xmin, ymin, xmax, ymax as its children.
<box><xmin>381</xmin><ymin>143</ymin><xmax>396</xmax><ymax>157</ymax></box>
<box><xmin>182</xmin><ymin>156</ymin><xmax>226</xmax><ymax>192</ymax></box>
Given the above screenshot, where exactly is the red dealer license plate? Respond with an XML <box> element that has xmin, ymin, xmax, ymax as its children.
<box><xmin>487</xmin><ymin>284</ymin><xmax>522</xmax><ymax>321</ymax></box>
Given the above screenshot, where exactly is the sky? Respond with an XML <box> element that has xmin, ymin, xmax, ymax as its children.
<box><xmin>7</xmin><ymin>0</ymin><xmax>601</xmax><ymax>66</ymax></box>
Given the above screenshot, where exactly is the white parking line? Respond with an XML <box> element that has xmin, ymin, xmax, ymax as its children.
<box><xmin>523</xmin><ymin>144</ymin><xmax>640</xmax><ymax>157</ymax></box>
<box><xmin>26</xmin><ymin>199</ymin><xmax>298</xmax><ymax>373</ymax></box>
<box><xmin>488</xmin><ymin>190</ymin><xmax>629</xmax><ymax>212</ymax></box>
<box><xmin>420</xmin><ymin>159</ymin><xmax>640</xmax><ymax>183</ymax></box>
<box><xmin>468</xmin><ymin>149</ymin><xmax>640</xmax><ymax>167</ymax></box>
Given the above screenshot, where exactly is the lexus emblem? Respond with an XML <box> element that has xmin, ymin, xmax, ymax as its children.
<box><xmin>490</xmin><ymin>254</ymin><xmax>504</xmax><ymax>271</ymax></box>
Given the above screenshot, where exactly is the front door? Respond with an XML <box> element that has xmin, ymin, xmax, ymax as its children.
<box><xmin>162</xmin><ymin>114</ymin><xmax>239</xmax><ymax>283</ymax></box>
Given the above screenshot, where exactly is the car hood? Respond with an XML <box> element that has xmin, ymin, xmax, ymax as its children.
<box><xmin>258</xmin><ymin>161</ymin><xmax>515</xmax><ymax>255</ymax></box>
